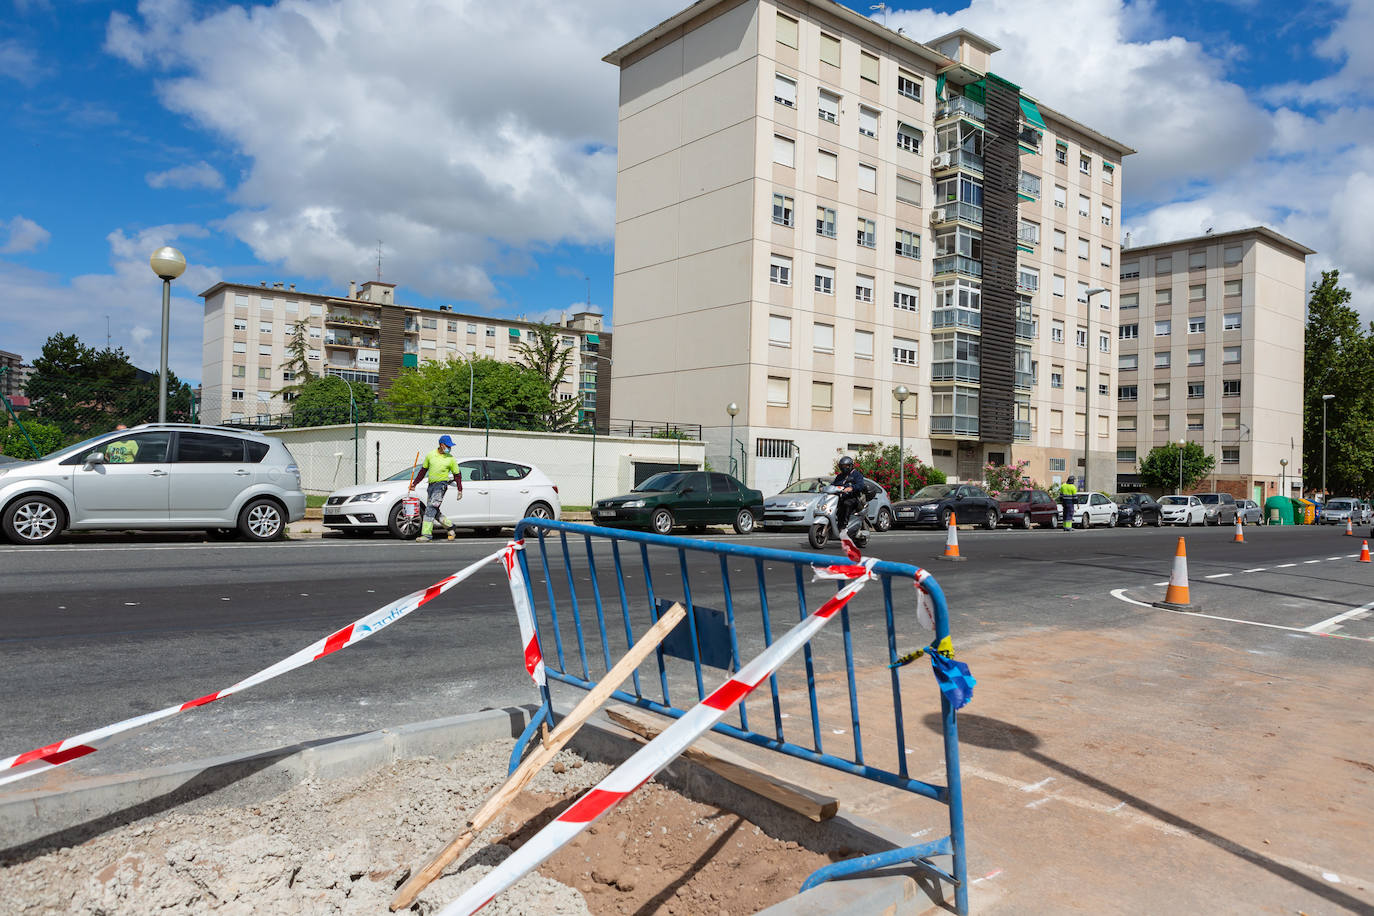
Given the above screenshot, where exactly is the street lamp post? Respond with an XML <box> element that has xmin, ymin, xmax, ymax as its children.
<box><xmin>1177</xmin><ymin>438</ymin><xmax>1186</xmax><ymax>495</ymax></box>
<box><xmin>1083</xmin><ymin>287</ymin><xmax>1107</xmax><ymax>491</ymax></box>
<box><xmin>1321</xmin><ymin>393</ymin><xmax>1335</xmax><ymax>503</ymax></box>
<box><xmin>727</xmin><ymin>402</ymin><xmax>740</xmax><ymax>480</ymax></box>
<box><xmin>1280</xmin><ymin>458</ymin><xmax>1288</xmax><ymax>501</ymax></box>
<box><xmin>149</xmin><ymin>247</ymin><xmax>187</xmax><ymax>423</ymax></box>
<box><xmin>894</xmin><ymin>385</ymin><xmax>910</xmax><ymax>499</ymax></box>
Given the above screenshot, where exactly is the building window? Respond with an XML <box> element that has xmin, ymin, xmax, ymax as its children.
<box><xmin>259</xmin><ymin>297</ymin><xmax>274</xmax><ymax>313</ymax></box>
<box><xmin>931</xmin><ymin>332</ymin><xmax>978</xmax><ymax>381</ymax></box>
<box><xmin>1118</xmin><ymin>385</ymin><xmax>1138</xmax><ymax>402</ymax></box>
<box><xmin>858</xmin><ymin>106</ymin><xmax>878</xmax><ymax>138</ymax></box>
<box><xmin>1075</xmin><ymin>368</ymin><xmax>1087</xmax><ymax>392</ymax></box>
<box><xmin>1188</xmin><ymin>348</ymin><xmax>1205</xmax><ymax>366</ymax></box>
<box><xmin>1223</xmin><ymin>345</ymin><xmax>1241</xmax><ymax>364</ymax></box>
<box><xmin>1224</xmin><ymin>312</ymin><xmax>1242</xmax><ymax>330</ymax></box>
<box><xmin>819</xmin><ymin>32</ymin><xmax>840</xmax><ymax>67</ymax></box>
<box><xmin>1224</xmin><ymin>245</ymin><xmax>1242</xmax><ymax>265</ymax></box>
<box><xmin>231</xmin><ymin>389</ymin><xmax>245</xmax><ymax>401</ymax></box>
<box><xmin>1188</xmin><ymin>317</ymin><xmax>1205</xmax><ymax>334</ymax></box>
<box><xmin>1101</xmin><ymin>203</ymin><xmax>1113</xmax><ymax>226</ymax></box>
<box><xmin>1018</xmin><ymin>266</ymin><xmax>1039</xmax><ymax>292</ymax></box>
<box><xmin>860</xmin><ymin>51</ymin><xmax>878</xmax><ymax>84</ymax></box>
<box><xmin>231</xmin><ymin>365</ymin><xmax>246</xmax><ymax>378</ymax></box>
<box><xmin>855</xmin><ymin>329</ymin><xmax>875</xmax><ymax>359</ymax></box>
<box><xmin>769</xmin><ymin>254</ymin><xmax>792</xmax><ymax>286</ymax></box>
<box><xmin>234</xmin><ymin>294</ymin><xmax>249</xmax><ymax>310</ymax></box>
<box><xmin>814</xmin><ymin>322</ymin><xmax>834</xmax><ymax>352</ymax></box>
<box><xmin>1153</xmin><ymin>414</ymin><xmax>1169</xmax><ymax>431</ymax></box>
<box><xmin>895</xmin><ymin>228</ymin><xmax>920</xmax><ymax>258</ymax></box>
<box><xmin>774</xmin><ymin>73</ymin><xmax>796</xmax><ymax>107</ymax></box>
<box><xmin>1119</xmin><ymin>415</ymin><xmax>1137</xmax><ymax>431</ymax></box>
<box><xmin>896</xmin><ymin>122</ymin><xmax>922</xmax><ymax>154</ymax></box>
<box><xmin>1100</xmin><ymin>333</ymin><xmax>1111</xmax><ymax>353</ymax></box>
<box><xmin>258</xmin><ymin>344</ymin><xmax>272</xmax><ymax>356</ymax></box>
<box><xmin>767</xmin><ymin>376</ymin><xmax>789</xmax><ymax>406</ymax></box>
<box><xmin>1223</xmin><ymin>379</ymin><xmax>1241</xmax><ymax>397</ymax></box>
<box><xmin>1075</xmin><ymin>327</ymin><xmax>1088</xmax><ymax>348</ymax></box>
<box><xmin>857</xmin><ymin>218</ymin><xmax>876</xmax><ymax>248</ymax></box>
<box><xmin>1050</xmin><ymin>410</ymin><xmax>1064</xmax><ymax>434</ymax></box>
<box><xmin>858</xmin><ymin>163</ymin><xmax>877</xmax><ymax>194</ymax></box>
<box><xmin>818</xmin><ymin>90</ymin><xmax>839</xmax><ymax>124</ymax></box>
<box><xmin>817</xmin><ymin>206</ymin><xmax>837</xmax><ymax>238</ymax></box>
<box><xmin>1189</xmin><ymin>251</ymin><xmax>1207</xmax><ymax>270</ymax></box>
<box><xmin>1154</xmin><ymin>383</ymin><xmax>1170</xmax><ymax>400</ymax></box>
<box><xmin>892</xmin><ymin>337</ymin><xmax>917</xmax><ymax>365</ymax></box>
<box><xmin>894</xmin><ymin>283</ymin><xmax>919</xmax><ymax>312</ymax></box>
<box><xmin>1104</xmin><ymin>163</ymin><xmax>1115</xmax><ymax>183</ymax></box>
<box><xmin>1118</xmin><ymin>448</ymin><xmax>1137</xmax><ymax>463</ymax></box>
<box><xmin>1053</xmin><ymin>274</ymin><xmax>1066</xmax><ymax>298</ymax></box>
<box><xmin>233</xmin><ymin>341</ymin><xmax>247</xmax><ymax>353</ymax></box>
<box><xmin>258</xmin><ymin>367</ymin><xmax>270</xmax><ymax>380</ymax></box>
<box><xmin>1154</xmin><ymin>351</ymin><xmax>1171</xmax><ymax>368</ymax></box>
<box><xmin>896</xmin><ymin>175</ymin><xmax>921</xmax><ymax>204</ymax></box>
<box><xmin>1051</xmin><ymin>320</ymin><xmax>1065</xmax><ymax>343</ymax></box>
<box><xmin>1051</xmin><ymin>367</ymin><xmax>1064</xmax><ymax>389</ymax></box>
<box><xmin>1155</xmin><ymin>319</ymin><xmax>1171</xmax><ymax>337</ymax></box>
<box><xmin>309</xmin><ymin>326</ymin><xmax>321</xmax><ymax>339</ymax></box>
<box><xmin>811</xmin><ymin>381</ymin><xmax>833</xmax><ymax>411</ymax></box>
<box><xmin>1224</xmin><ymin>279</ymin><xmax>1242</xmax><ymax>297</ymax></box>
<box><xmin>233</xmin><ymin>319</ymin><xmax>247</xmax><ymax>331</ymax></box>
<box><xmin>772</xmin><ymin>193</ymin><xmax>794</xmax><ymax>227</ymax></box>
<box><xmin>1121</xmin><ymin>293</ymin><xmax>1138</xmax><ymax>309</ymax></box>
<box><xmin>898</xmin><ymin>70</ymin><xmax>922</xmax><ymax>100</ymax></box>
<box><xmin>1187</xmin><ymin>414</ymin><xmax>1203</xmax><ymax>430</ymax></box>
<box><xmin>1079</xmin><ymin>154</ymin><xmax>1091</xmax><ymax>175</ymax></box>
<box><xmin>1078</xmin><ymin>194</ymin><xmax>1090</xmax><ymax>217</ymax></box>
<box><xmin>1077</xmin><ymin>281</ymin><xmax>1090</xmax><ymax>303</ymax></box>
<box><xmin>1187</xmin><ymin>382</ymin><xmax>1205</xmax><ymax>399</ymax></box>
<box><xmin>854</xmin><ymin>385</ymin><xmax>873</xmax><ymax>414</ymax></box>
<box><xmin>814</xmin><ymin>265</ymin><xmax>835</xmax><ymax>295</ymax></box>
<box><xmin>1054</xmin><ymin>185</ymin><xmax>1066</xmax><ymax>209</ymax></box>
<box><xmin>776</xmin><ymin>12</ymin><xmax>798</xmax><ymax>48</ymax></box>
<box><xmin>1101</xmin><ymin>245</ymin><xmax>1112</xmax><ymax>267</ymax></box>
<box><xmin>1223</xmin><ymin>413</ymin><xmax>1241</xmax><ymax>430</ymax></box>
<box><xmin>1055</xmin><ymin>142</ymin><xmax>1067</xmax><ymax>164</ymax></box>
<box><xmin>1078</xmin><ymin>237</ymin><xmax>1090</xmax><ymax>260</ymax></box>
<box><xmin>1187</xmin><ymin>284</ymin><xmax>1206</xmax><ymax>302</ymax></box>
<box><xmin>1222</xmin><ymin>447</ymin><xmax>1240</xmax><ymax>465</ymax></box>
<box><xmin>769</xmin><ymin>315</ymin><xmax>791</xmax><ymax>346</ymax></box>
<box><xmin>1053</xmin><ymin>229</ymin><xmax>1066</xmax><ymax>251</ymax></box>
<box><xmin>486</xmin><ymin>326</ymin><xmax>496</xmax><ymax>337</ymax></box>
<box><xmin>1120</xmin><ymin>353</ymin><xmax>1138</xmax><ymax>370</ymax></box>
<box><xmin>855</xmin><ymin>274</ymin><xmax>874</xmax><ymax>302</ymax></box>
<box><xmin>773</xmin><ymin>134</ymin><xmax>795</xmax><ymax>167</ymax></box>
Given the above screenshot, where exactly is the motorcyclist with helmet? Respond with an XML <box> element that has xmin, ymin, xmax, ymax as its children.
<box><xmin>832</xmin><ymin>455</ymin><xmax>866</xmax><ymax>538</ymax></box>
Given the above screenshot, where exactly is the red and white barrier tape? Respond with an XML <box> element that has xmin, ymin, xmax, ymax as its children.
<box><xmin>0</xmin><ymin>543</ymin><xmax>514</xmax><ymax>788</ymax></box>
<box><xmin>501</xmin><ymin>539</ymin><xmax>546</xmax><ymax>689</ymax></box>
<box><xmin>438</xmin><ymin>556</ymin><xmax>878</xmax><ymax>916</ymax></box>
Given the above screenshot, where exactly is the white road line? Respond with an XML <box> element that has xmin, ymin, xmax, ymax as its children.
<box><xmin>1276</xmin><ymin>563</ymin><xmax>1297</xmax><ymax>568</ymax></box>
<box><xmin>1110</xmin><ymin>588</ymin><xmax>1374</xmax><ymax>642</ymax></box>
<box><xmin>1153</xmin><ymin>581</ymin><xmax>1168</xmax><ymax>587</ymax></box>
<box><xmin>1204</xmin><ymin>573</ymin><xmax>1231</xmax><ymax>579</ymax></box>
<box><xmin>1304</xmin><ymin>600</ymin><xmax>1374</xmax><ymax>634</ymax></box>
<box><xmin>1242</xmin><ymin>568</ymin><xmax>1267</xmax><ymax>573</ymax></box>
<box><xmin>1327</xmin><ymin>557</ymin><xmax>1344</xmax><ymax>561</ymax></box>
<box><xmin>1303</xmin><ymin>560</ymin><xmax>1322</xmax><ymax>565</ymax></box>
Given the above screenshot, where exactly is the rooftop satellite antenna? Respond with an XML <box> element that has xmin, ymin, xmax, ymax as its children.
<box><xmin>869</xmin><ymin>3</ymin><xmax>888</xmax><ymax>26</ymax></box>
<box><xmin>1201</xmin><ymin>219</ymin><xmax>1214</xmax><ymax>235</ymax></box>
<box><xmin>376</xmin><ymin>240</ymin><xmax>383</xmax><ymax>280</ymax></box>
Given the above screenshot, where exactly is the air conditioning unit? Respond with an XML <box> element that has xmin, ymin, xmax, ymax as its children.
<box><xmin>931</xmin><ymin>206</ymin><xmax>952</xmax><ymax>224</ymax></box>
<box><xmin>933</xmin><ymin>152</ymin><xmax>952</xmax><ymax>169</ymax></box>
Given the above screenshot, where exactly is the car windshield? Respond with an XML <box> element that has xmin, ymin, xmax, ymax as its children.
<box><xmin>1002</xmin><ymin>490</ymin><xmax>1033</xmax><ymax>502</ymax></box>
<box><xmin>1197</xmin><ymin>494</ymin><xmax>1219</xmax><ymax>504</ymax></box>
<box><xmin>385</xmin><ymin>467</ymin><xmax>417</xmax><ymax>481</ymax></box>
<box><xmin>635</xmin><ymin>472</ymin><xmax>692</xmax><ymax>492</ymax></box>
<box><xmin>43</xmin><ymin>432</ymin><xmax>117</xmax><ymax>462</ymax></box>
<box><xmin>911</xmin><ymin>485</ymin><xmax>955</xmax><ymax>499</ymax></box>
<box><xmin>1113</xmin><ymin>494</ymin><xmax>1137</xmax><ymax>504</ymax></box>
<box><xmin>1159</xmin><ymin>496</ymin><xmax>1190</xmax><ymax>506</ymax></box>
<box><xmin>1328</xmin><ymin>499</ymin><xmax>1354</xmax><ymax>509</ymax></box>
<box><xmin>780</xmin><ymin>478</ymin><xmax>825</xmax><ymax>494</ymax></box>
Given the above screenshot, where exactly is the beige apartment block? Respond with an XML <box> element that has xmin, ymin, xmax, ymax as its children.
<box><xmin>199</xmin><ymin>280</ymin><xmax>608</xmax><ymax>427</ymax></box>
<box><xmin>1115</xmin><ymin>227</ymin><xmax>1312</xmax><ymax>502</ymax></box>
<box><xmin>603</xmin><ymin>0</ymin><xmax>1133</xmax><ymax>494</ymax></box>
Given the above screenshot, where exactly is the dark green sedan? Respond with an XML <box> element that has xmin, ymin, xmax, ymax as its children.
<box><xmin>593</xmin><ymin>470</ymin><xmax>764</xmax><ymax>535</ymax></box>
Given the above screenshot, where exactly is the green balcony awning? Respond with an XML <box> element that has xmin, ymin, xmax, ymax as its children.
<box><xmin>402</xmin><ymin>353</ymin><xmax>418</xmax><ymax>368</ymax></box>
<box><xmin>936</xmin><ymin>73</ymin><xmax>946</xmax><ymax>101</ymax></box>
<box><xmin>964</xmin><ymin>79</ymin><xmax>985</xmax><ymax>104</ymax></box>
<box><xmin>1019</xmin><ymin>97</ymin><xmax>1046</xmax><ymax>130</ymax></box>
<box><xmin>586</xmin><ymin>333</ymin><xmax>600</xmax><ymax>344</ymax></box>
<box><xmin>509</xmin><ymin>327</ymin><xmax>521</xmax><ymax>338</ymax></box>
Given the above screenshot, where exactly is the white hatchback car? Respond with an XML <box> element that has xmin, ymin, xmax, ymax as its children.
<box><xmin>323</xmin><ymin>457</ymin><xmax>561</xmax><ymax>538</ymax></box>
<box><xmin>1070</xmin><ymin>492</ymin><xmax>1118</xmax><ymax>528</ymax></box>
<box><xmin>1158</xmin><ymin>495</ymin><xmax>1206</xmax><ymax>526</ymax></box>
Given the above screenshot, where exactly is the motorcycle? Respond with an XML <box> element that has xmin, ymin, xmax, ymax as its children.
<box><xmin>808</xmin><ymin>484</ymin><xmax>872</xmax><ymax>550</ymax></box>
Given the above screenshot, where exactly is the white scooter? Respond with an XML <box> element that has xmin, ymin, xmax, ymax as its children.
<box><xmin>808</xmin><ymin>484</ymin><xmax>874</xmax><ymax>550</ymax></box>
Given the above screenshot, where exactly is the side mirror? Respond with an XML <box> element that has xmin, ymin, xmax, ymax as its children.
<box><xmin>955</xmin><ymin>492</ymin><xmax>965</xmax><ymax>500</ymax></box>
<box><xmin>84</xmin><ymin>452</ymin><xmax>106</xmax><ymax>467</ymax></box>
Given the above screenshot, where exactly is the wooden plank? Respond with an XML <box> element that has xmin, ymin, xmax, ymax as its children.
<box><xmin>605</xmin><ymin>704</ymin><xmax>839</xmax><ymax>823</ymax></box>
<box><xmin>388</xmin><ymin>602</ymin><xmax>687</xmax><ymax>911</ymax></box>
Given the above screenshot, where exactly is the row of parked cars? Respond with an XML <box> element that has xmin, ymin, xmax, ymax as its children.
<box><xmin>1318</xmin><ymin>498</ymin><xmax>1374</xmax><ymax>526</ymax></box>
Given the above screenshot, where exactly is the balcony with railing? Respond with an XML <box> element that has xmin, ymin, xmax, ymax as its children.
<box><xmin>1017</xmin><ymin>172</ymin><xmax>1041</xmax><ymax>199</ymax></box>
<box><xmin>1018</xmin><ymin>124</ymin><xmax>1042</xmax><ymax>153</ymax></box>
<box><xmin>1015</xmin><ymin>317</ymin><xmax>1035</xmax><ymax>339</ymax></box>
<box><xmin>931</xmin><ymin>360</ymin><xmax>980</xmax><ymax>383</ymax></box>
<box><xmin>325</xmin><ymin>332</ymin><xmax>379</xmax><ymax>349</ymax></box>
<box><xmin>934</xmin><ymin>254</ymin><xmax>982</xmax><ymax>278</ymax></box>
<box><xmin>1015</xmin><ymin>370</ymin><xmax>1034</xmax><ymax>391</ymax></box>
<box><xmin>1016</xmin><ymin>272</ymin><xmax>1039</xmax><ymax>293</ymax></box>
<box><xmin>934</xmin><ymin>147</ymin><xmax>983</xmax><ymax>174</ymax></box>
<box><xmin>326</xmin><ymin>313</ymin><xmax>380</xmax><ymax>329</ymax></box>
<box><xmin>930</xmin><ymin>415</ymin><xmax>979</xmax><ymax>437</ymax></box>
<box><xmin>931</xmin><ymin>307</ymin><xmax>981</xmax><ymax>330</ymax></box>
<box><xmin>1013</xmin><ymin>420</ymin><xmax>1031</xmax><ymax>440</ymax></box>
<box><xmin>935</xmin><ymin>200</ymin><xmax>983</xmax><ymax>225</ymax></box>
<box><xmin>404</xmin><ymin>318</ymin><xmax>420</xmax><ymax>333</ymax></box>
<box><xmin>1016</xmin><ymin>224</ymin><xmax>1039</xmax><ymax>247</ymax></box>
<box><xmin>936</xmin><ymin>95</ymin><xmax>985</xmax><ymax>122</ymax></box>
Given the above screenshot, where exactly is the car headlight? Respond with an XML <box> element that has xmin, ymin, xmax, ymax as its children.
<box><xmin>622</xmin><ymin>499</ymin><xmax>646</xmax><ymax>508</ymax></box>
<box><xmin>349</xmin><ymin>491</ymin><xmax>386</xmax><ymax>503</ymax></box>
<box><xmin>1004</xmin><ymin>508</ymin><xmax>1021</xmax><ymax>514</ymax></box>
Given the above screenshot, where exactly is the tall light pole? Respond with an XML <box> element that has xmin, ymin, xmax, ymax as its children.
<box><xmin>1279</xmin><ymin>458</ymin><xmax>1288</xmax><ymax>501</ymax></box>
<box><xmin>1177</xmin><ymin>437</ymin><xmax>1186</xmax><ymax>495</ymax></box>
<box><xmin>149</xmin><ymin>246</ymin><xmax>187</xmax><ymax>423</ymax></box>
<box><xmin>727</xmin><ymin>402</ymin><xmax>740</xmax><ymax>479</ymax></box>
<box><xmin>1082</xmin><ymin>288</ymin><xmax>1107</xmax><ymax>491</ymax></box>
<box><xmin>1321</xmin><ymin>393</ymin><xmax>1335</xmax><ymax>502</ymax></box>
<box><xmin>894</xmin><ymin>385</ymin><xmax>910</xmax><ymax>499</ymax></box>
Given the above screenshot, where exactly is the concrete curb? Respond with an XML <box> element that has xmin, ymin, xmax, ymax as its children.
<box><xmin>0</xmin><ymin>707</ymin><xmax>940</xmax><ymax>916</ymax></box>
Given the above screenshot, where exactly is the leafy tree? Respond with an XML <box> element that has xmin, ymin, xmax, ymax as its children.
<box><xmin>848</xmin><ymin>442</ymin><xmax>945</xmax><ymax>499</ymax></box>
<box><xmin>1138</xmin><ymin>441</ymin><xmax>1214</xmax><ymax>492</ymax></box>
<box><xmin>514</xmin><ymin>323</ymin><xmax>580</xmax><ymax>432</ymax></box>
<box><xmin>274</xmin><ymin>319</ymin><xmax>316</xmax><ymax>399</ymax></box>
<box><xmin>290</xmin><ymin>376</ymin><xmax>377</xmax><ymax>427</ymax></box>
<box><xmin>384</xmin><ymin>357</ymin><xmax>552</xmax><ymax>429</ymax></box>
<box><xmin>1302</xmin><ymin>271</ymin><xmax>1374</xmax><ymax>497</ymax></box>
<box><xmin>1</xmin><ymin>420</ymin><xmax>65</xmax><ymax>458</ymax></box>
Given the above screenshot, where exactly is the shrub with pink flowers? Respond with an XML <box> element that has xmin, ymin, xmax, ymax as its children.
<box><xmin>983</xmin><ymin>459</ymin><xmax>1032</xmax><ymax>498</ymax></box>
<box><xmin>841</xmin><ymin>443</ymin><xmax>945</xmax><ymax>499</ymax></box>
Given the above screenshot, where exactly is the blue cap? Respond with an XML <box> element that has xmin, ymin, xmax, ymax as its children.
<box><xmin>439</xmin><ymin>435</ymin><xmax>455</xmax><ymax>447</ymax></box>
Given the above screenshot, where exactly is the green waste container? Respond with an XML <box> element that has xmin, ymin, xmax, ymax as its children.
<box><xmin>1264</xmin><ymin>496</ymin><xmax>1293</xmax><ymax>526</ymax></box>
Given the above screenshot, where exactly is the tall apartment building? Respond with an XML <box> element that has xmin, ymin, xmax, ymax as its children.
<box><xmin>1115</xmin><ymin>227</ymin><xmax>1312</xmax><ymax>501</ymax></box>
<box><xmin>0</xmin><ymin>350</ymin><xmax>28</xmax><ymax>403</ymax></box>
<box><xmin>603</xmin><ymin>0</ymin><xmax>1133</xmax><ymax>493</ymax></box>
<box><xmin>199</xmin><ymin>280</ymin><xmax>610</xmax><ymax>426</ymax></box>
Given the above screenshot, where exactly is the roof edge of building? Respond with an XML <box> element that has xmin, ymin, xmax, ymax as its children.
<box><xmin>1123</xmin><ymin>225</ymin><xmax>1316</xmax><ymax>258</ymax></box>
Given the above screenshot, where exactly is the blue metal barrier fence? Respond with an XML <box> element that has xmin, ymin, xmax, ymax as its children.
<box><xmin>509</xmin><ymin>519</ymin><xmax>968</xmax><ymax>914</ymax></box>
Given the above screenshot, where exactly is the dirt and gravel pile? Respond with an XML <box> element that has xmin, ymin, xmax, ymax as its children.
<box><xmin>0</xmin><ymin>739</ymin><xmax>835</xmax><ymax>915</ymax></box>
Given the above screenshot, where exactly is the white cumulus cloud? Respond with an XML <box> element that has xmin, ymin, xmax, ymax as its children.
<box><xmin>146</xmin><ymin>160</ymin><xmax>225</xmax><ymax>190</ymax></box>
<box><xmin>2</xmin><ymin>216</ymin><xmax>51</xmax><ymax>254</ymax></box>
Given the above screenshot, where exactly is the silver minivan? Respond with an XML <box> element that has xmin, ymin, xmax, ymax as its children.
<box><xmin>0</xmin><ymin>424</ymin><xmax>306</xmax><ymax>545</ymax></box>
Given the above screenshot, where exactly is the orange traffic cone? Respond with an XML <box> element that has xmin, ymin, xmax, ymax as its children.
<box><xmin>1154</xmin><ymin>537</ymin><xmax>1191</xmax><ymax>609</ymax></box>
<box><xmin>1345</xmin><ymin>517</ymin><xmax>1354</xmax><ymax>536</ymax></box>
<box><xmin>1233</xmin><ymin>518</ymin><xmax>1245</xmax><ymax>543</ymax></box>
<box><xmin>1360</xmin><ymin>540</ymin><xmax>1371</xmax><ymax>564</ymax></box>
<box><xmin>937</xmin><ymin>514</ymin><xmax>966</xmax><ymax>562</ymax></box>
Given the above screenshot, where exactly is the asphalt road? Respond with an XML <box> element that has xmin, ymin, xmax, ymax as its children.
<box><xmin>0</xmin><ymin>521</ymin><xmax>1370</xmax><ymax>784</ymax></box>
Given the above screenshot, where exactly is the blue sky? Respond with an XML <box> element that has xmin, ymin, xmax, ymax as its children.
<box><xmin>2</xmin><ymin>0</ymin><xmax>1370</xmax><ymax>385</ymax></box>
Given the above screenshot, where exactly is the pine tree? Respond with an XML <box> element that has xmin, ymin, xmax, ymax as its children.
<box><xmin>274</xmin><ymin>319</ymin><xmax>316</xmax><ymax>400</ymax></box>
<box><xmin>513</xmin><ymin>323</ymin><xmax>580</xmax><ymax>432</ymax></box>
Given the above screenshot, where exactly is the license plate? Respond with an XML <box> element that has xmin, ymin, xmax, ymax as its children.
<box><xmin>596</xmin><ymin>509</ymin><xmax>615</xmax><ymax>517</ymax></box>
<box><xmin>899</xmin><ymin>510</ymin><xmax>915</xmax><ymax>517</ymax></box>
<box><xmin>324</xmin><ymin>512</ymin><xmax>344</xmax><ymax>521</ymax></box>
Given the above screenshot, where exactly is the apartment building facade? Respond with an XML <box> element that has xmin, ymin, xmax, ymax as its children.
<box><xmin>603</xmin><ymin>0</ymin><xmax>1133</xmax><ymax>493</ymax></box>
<box><xmin>199</xmin><ymin>279</ymin><xmax>609</xmax><ymax>426</ymax></box>
<box><xmin>1115</xmin><ymin>227</ymin><xmax>1312</xmax><ymax>502</ymax></box>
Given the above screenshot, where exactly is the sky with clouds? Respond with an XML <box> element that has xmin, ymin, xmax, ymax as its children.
<box><xmin>1</xmin><ymin>0</ymin><xmax>1369</xmax><ymax>385</ymax></box>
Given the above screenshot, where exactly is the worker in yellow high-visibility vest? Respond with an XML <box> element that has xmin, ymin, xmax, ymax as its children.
<box><xmin>409</xmin><ymin>434</ymin><xmax>463</xmax><ymax>542</ymax></box>
<box><xmin>1059</xmin><ymin>476</ymin><xmax>1079</xmax><ymax>531</ymax></box>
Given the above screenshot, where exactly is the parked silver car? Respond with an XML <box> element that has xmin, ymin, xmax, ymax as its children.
<box><xmin>1320</xmin><ymin>497</ymin><xmax>1361</xmax><ymax>525</ymax></box>
<box><xmin>1194</xmin><ymin>492</ymin><xmax>1239</xmax><ymax>526</ymax></box>
<box><xmin>762</xmin><ymin>476</ymin><xmax>895</xmax><ymax>532</ymax></box>
<box><xmin>0</xmin><ymin>424</ymin><xmax>305</xmax><ymax>545</ymax></box>
<box><xmin>1235</xmin><ymin>498</ymin><xmax>1263</xmax><ymax>525</ymax></box>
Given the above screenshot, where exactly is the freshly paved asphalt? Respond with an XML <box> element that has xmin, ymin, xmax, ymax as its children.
<box><xmin>0</xmin><ymin>521</ymin><xmax>1370</xmax><ymax>783</ymax></box>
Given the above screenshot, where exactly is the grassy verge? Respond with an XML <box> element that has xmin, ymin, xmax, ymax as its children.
<box><xmin>306</xmin><ymin>494</ymin><xmax>329</xmax><ymax>508</ymax></box>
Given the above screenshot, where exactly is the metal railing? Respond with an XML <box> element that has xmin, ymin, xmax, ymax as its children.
<box><xmin>934</xmin><ymin>254</ymin><xmax>982</xmax><ymax>278</ymax></box>
<box><xmin>937</xmin><ymin>96</ymin><xmax>985</xmax><ymax>122</ymax></box>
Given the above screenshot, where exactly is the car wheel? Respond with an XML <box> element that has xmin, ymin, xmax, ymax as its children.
<box><xmin>940</xmin><ymin>508</ymin><xmax>954</xmax><ymax>529</ymax></box>
<box><xmin>983</xmin><ymin>508</ymin><xmax>998</xmax><ymax>530</ymax></box>
<box><xmin>1107</xmin><ymin>512</ymin><xmax>1117</xmax><ymax>528</ymax></box>
<box><xmin>874</xmin><ymin>507</ymin><xmax>894</xmax><ymax>532</ymax></box>
<box><xmin>1131</xmin><ymin>513</ymin><xmax>1143</xmax><ymax>528</ymax></box>
<box><xmin>3</xmin><ymin>494</ymin><xmax>64</xmax><ymax>545</ymax></box>
<box><xmin>1152</xmin><ymin>514</ymin><xmax>1162</xmax><ymax>527</ymax></box>
<box><xmin>1019</xmin><ymin>513</ymin><xmax>1032</xmax><ymax>530</ymax></box>
<box><xmin>238</xmin><ymin>497</ymin><xmax>286</xmax><ymax>542</ymax></box>
<box><xmin>650</xmin><ymin>508</ymin><xmax>674</xmax><ymax>535</ymax></box>
<box><xmin>733</xmin><ymin>509</ymin><xmax>756</xmax><ymax>535</ymax></box>
<box><xmin>388</xmin><ymin>502</ymin><xmax>422</xmax><ymax>539</ymax></box>
<box><xmin>524</xmin><ymin>501</ymin><xmax>554</xmax><ymax>521</ymax></box>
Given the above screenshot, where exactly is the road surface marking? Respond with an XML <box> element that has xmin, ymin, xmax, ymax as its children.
<box><xmin>1204</xmin><ymin>573</ymin><xmax>1231</xmax><ymax>579</ymax></box>
<box><xmin>1327</xmin><ymin>557</ymin><xmax>1343</xmax><ymax>561</ymax></box>
<box><xmin>1304</xmin><ymin>560</ymin><xmax>1322</xmax><ymax>565</ymax></box>
<box><xmin>1111</xmin><ymin>589</ymin><xmax>1374</xmax><ymax>641</ymax></box>
<box><xmin>1243</xmin><ymin>568</ymin><xmax>1267</xmax><ymax>573</ymax></box>
<box><xmin>1020</xmin><ymin>777</ymin><xmax>1055</xmax><ymax>792</ymax></box>
<box><xmin>961</xmin><ymin>765</ymin><xmax>1187</xmax><ymax>837</ymax></box>
<box><xmin>1303</xmin><ymin>600</ymin><xmax>1374</xmax><ymax>634</ymax></box>
<box><xmin>1276</xmin><ymin>563</ymin><xmax>1296</xmax><ymax>568</ymax></box>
